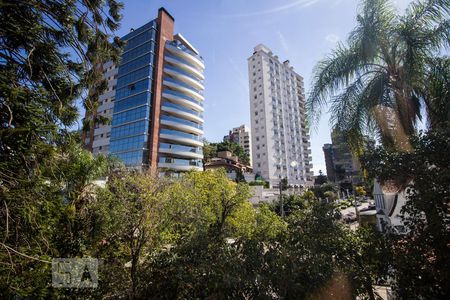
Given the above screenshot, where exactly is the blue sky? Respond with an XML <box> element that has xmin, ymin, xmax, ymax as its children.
<box><xmin>114</xmin><ymin>0</ymin><xmax>412</xmax><ymax>175</ymax></box>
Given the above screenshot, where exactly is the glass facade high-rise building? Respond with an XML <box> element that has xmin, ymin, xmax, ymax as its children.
<box><xmin>109</xmin><ymin>21</ymin><xmax>157</xmax><ymax>167</ymax></box>
<box><xmin>83</xmin><ymin>8</ymin><xmax>205</xmax><ymax>172</ymax></box>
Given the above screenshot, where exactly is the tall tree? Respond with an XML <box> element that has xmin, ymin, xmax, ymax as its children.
<box><xmin>1</xmin><ymin>0</ymin><xmax>123</xmax><ymax>174</ymax></box>
<box><xmin>307</xmin><ymin>0</ymin><xmax>449</xmax><ymax>149</ymax></box>
<box><xmin>0</xmin><ymin>1</ymin><xmax>123</xmax><ymax>297</ymax></box>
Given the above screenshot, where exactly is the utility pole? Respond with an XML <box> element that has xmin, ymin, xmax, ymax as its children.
<box><xmin>349</xmin><ymin>188</ymin><xmax>358</xmax><ymax>216</ymax></box>
<box><xmin>353</xmin><ymin>186</ymin><xmax>359</xmax><ymax>218</ymax></box>
<box><xmin>279</xmin><ymin>182</ymin><xmax>285</xmax><ymax>217</ymax></box>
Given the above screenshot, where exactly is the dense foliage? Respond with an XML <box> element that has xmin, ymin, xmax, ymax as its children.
<box><xmin>362</xmin><ymin>128</ymin><xmax>450</xmax><ymax>298</ymax></box>
<box><xmin>1</xmin><ymin>160</ymin><xmax>393</xmax><ymax>299</ymax></box>
<box><xmin>203</xmin><ymin>139</ymin><xmax>251</xmax><ymax>166</ymax></box>
<box><xmin>314</xmin><ymin>169</ymin><xmax>328</xmax><ymax>185</ymax></box>
<box><xmin>0</xmin><ymin>0</ymin><xmax>123</xmax><ymax>297</ymax></box>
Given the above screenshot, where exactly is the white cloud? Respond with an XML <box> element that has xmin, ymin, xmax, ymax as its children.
<box><xmin>330</xmin><ymin>0</ymin><xmax>413</xmax><ymax>12</ymax></box>
<box><xmin>277</xmin><ymin>31</ymin><xmax>289</xmax><ymax>53</ymax></box>
<box><xmin>325</xmin><ymin>33</ymin><xmax>340</xmax><ymax>44</ymax></box>
<box><xmin>223</xmin><ymin>0</ymin><xmax>320</xmax><ymax>18</ymax></box>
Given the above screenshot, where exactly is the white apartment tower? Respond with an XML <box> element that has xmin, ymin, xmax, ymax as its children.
<box><xmin>223</xmin><ymin>125</ymin><xmax>252</xmax><ymax>166</ymax></box>
<box><xmin>248</xmin><ymin>44</ymin><xmax>313</xmax><ymax>187</ymax></box>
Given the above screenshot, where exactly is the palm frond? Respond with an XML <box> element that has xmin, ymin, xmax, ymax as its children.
<box><xmin>419</xmin><ymin>56</ymin><xmax>450</xmax><ymax>128</ymax></box>
<box><xmin>308</xmin><ymin>0</ymin><xmax>397</xmax><ymax>128</ymax></box>
<box><xmin>404</xmin><ymin>0</ymin><xmax>450</xmax><ymax>26</ymax></box>
<box><xmin>399</xmin><ymin>0</ymin><xmax>449</xmax><ymax>82</ymax></box>
<box><xmin>307</xmin><ymin>0</ymin><xmax>448</xmax><ymax>149</ymax></box>
<box><xmin>307</xmin><ymin>44</ymin><xmax>368</xmax><ymax>127</ymax></box>
<box><xmin>350</xmin><ymin>0</ymin><xmax>397</xmax><ymax>60</ymax></box>
<box><xmin>330</xmin><ymin>72</ymin><xmax>391</xmax><ymax>150</ymax></box>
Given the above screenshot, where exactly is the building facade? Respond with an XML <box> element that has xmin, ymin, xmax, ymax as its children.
<box><xmin>373</xmin><ymin>180</ymin><xmax>408</xmax><ymax>234</ymax></box>
<box><xmin>322</xmin><ymin>129</ymin><xmax>365</xmax><ymax>183</ymax></box>
<box><xmin>223</xmin><ymin>125</ymin><xmax>252</xmax><ymax>166</ymax></box>
<box><xmin>322</xmin><ymin>143</ymin><xmax>335</xmax><ymax>181</ymax></box>
<box><xmin>204</xmin><ymin>151</ymin><xmax>253</xmax><ymax>181</ymax></box>
<box><xmin>248</xmin><ymin>44</ymin><xmax>313</xmax><ymax>187</ymax></box>
<box><xmin>84</xmin><ymin>8</ymin><xmax>205</xmax><ymax>172</ymax></box>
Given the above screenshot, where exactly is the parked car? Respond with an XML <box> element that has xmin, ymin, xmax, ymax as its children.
<box><xmin>342</xmin><ymin>212</ymin><xmax>357</xmax><ymax>223</ymax></box>
<box><xmin>360</xmin><ymin>205</ymin><xmax>376</xmax><ymax>212</ymax></box>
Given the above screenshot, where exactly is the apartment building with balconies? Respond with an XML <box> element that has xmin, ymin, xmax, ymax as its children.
<box><xmin>84</xmin><ymin>8</ymin><xmax>205</xmax><ymax>173</ymax></box>
<box><xmin>223</xmin><ymin>124</ymin><xmax>252</xmax><ymax>166</ymax></box>
<box><xmin>248</xmin><ymin>44</ymin><xmax>313</xmax><ymax>187</ymax></box>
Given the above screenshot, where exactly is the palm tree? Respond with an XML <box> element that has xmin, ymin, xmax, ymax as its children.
<box><xmin>307</xmin><ymin>0</ymin><xmax>449</xmax><ymax>150</ymax></box>
<box><xmin>420</xmin><ymin>56</ymin><xmax>450</xmax><ymax>130</ymax></box>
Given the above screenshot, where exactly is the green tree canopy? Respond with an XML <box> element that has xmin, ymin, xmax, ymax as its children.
<box><xmin>0</xmin><ymin>0</ymin><xmax>123</xmax><ymax>297</ymax></box>
<box><xmin>361</xmin><ymin>128</ymin><xmax>450</xmax><ymax>298</ymax></box>
<box><xmin>204</xmin><ymin>140</ymin><xmax>251</xmax><ymax>166</ymax></box>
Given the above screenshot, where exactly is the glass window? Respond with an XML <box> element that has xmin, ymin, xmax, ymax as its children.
<box><xmin>165</xmin><ymin>53</ymin><xmax>200</xmax><ymax>72</ymax></box>
<box><xmin>113</xmin><ymin>150</ymin><xmax>144</xmax><ymax>166</ymax></box>
<box><xmin>158</xmin><ymin>156</ymin><xmax>202</xmax><ymax>167</ymax></box>
<box><xmin>109</xmin><ymin>135</ymin><xmax>147</xmax><ymax>153</ymax></box>
<box><xmin>121</xmin><ymin>41</ymin><xmax>155</xmax><ymax>65</ymax></box>
<box><xmin>123</xmin><ymin>29</ymin><xmax>156</xmax><ymax>51</ymax></box>
<box><xmin>116</xmin><ymin>79</ymin><xmax>150</xmax><ymax>99</ymax></box>
<box><xmin>162</xmin><ymin>101</ymin><xmax>202</xmax><ymax>117</ymax></box>
<box><xmin>110</xmin><ymin>120</ymin><xmax>148</xmax><ymax>139</ymax></box>
<box><xmin>119</xmin><ymin>54</ymin><xmax>153</xmax><ymax>75</ymax></box>
<box><xmin>112</xmin><ymin>106</ymin><xmax>149</xmax><ymax>126</ymax></box>
<box><xmin>114</xmin><ymin>92</ymin><xmax>151</xmax><ymax>112</ymax></box>
<box><xmin>164</xmin><ymin>77</ymin><xmax>202</xmax><ymax>95</ymax></box>
<box><xmin>159</xmin><ymin>143</ymin><xmax>201</xmax><ymax>153</ymax></box>
<box><xmin>160</xmin><ymin>114</ymin><xmax>202</xmax><ymax>129</ymax></box>
<box><xmin>162</xmin><ymin>89</ymin><xmax>203</xmax><ymax>107</ymax></box>
<box><xmin>116</xmin><ymin>66</ymin><xmax>153</xmax><ymax>89</ymax></box>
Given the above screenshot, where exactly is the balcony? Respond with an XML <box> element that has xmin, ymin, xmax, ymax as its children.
<box><xmin>158</xmin><ymin>156</ymin><xmax>203</xmax><ymax>172</ymax></box>
<box><xmin>159</xmin><ymin>143</ymin><xmax>203</xmax><ymax>160</ymax></box>
<box><xmin>165</xmin><ymin>54</ymin><xmax>204</xmax><ymax>80</ymax></box>
<box><xmin>162</xmin><ymin>89</ymin><xmax>204</xmax><ymax>112</ymax></box>
<box><xmin>163</xmin><ymin>77</ymin><xmax>204</xmax><ymax>102</ymax></box>
<box><xmin>159</xmin><ymin>129</ymin><xmax>203</xmax><ymax>147</ymax></box>
<box><xmin>164</xmin><ymin>65</ymin><xmax>204</xmax><ymax>91</ymax></box>
<box><xmin>166</xmin><ymin>43</ymin><xmax>205</xmax><ymax>70</ymax></box>
<box><xmin>158</xmin><ymin>162</ymin><xmax>203</xmax><ymax>172</ymax></box>
<box><xmin>160</xmin><ymin>115</ymin><xmax>203</xmax><ymax>136</ymax></box>
<box><xmin>161</xmin><ymin>105</ymin><xmax>203</xmax><ymax>124</ymax></box>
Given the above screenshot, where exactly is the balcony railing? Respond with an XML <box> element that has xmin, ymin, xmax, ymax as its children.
<box><xmin>162</xmin><ymin>101</ymin><xmax>203</xmax><ymax>118</ymax></box>
<box><xmin>159</xmin><ymin>156</ymin><xmax>202</xmax><ymax>167</ymax></box>
<box><xmin>159</xmin><ymin>143</ymin><xmax>202</xmax><ymax>154</ymax></box>
<box><xmin>165</xmin><ymin>64</ymin><xmax>204</xmax><ymax>84</ymax></box>
<box><xmin>164</xmin><ymin>77</ymin><xmax>203</xmax><ymax>96</ymax></box>
<box><xmin>163</xmin><ymin>89</ymin><xmax>203</xmax><ymax>107</ymax></box>
<box><xmin>166</xmin><ymin>42</ymin><xmax>204</xmax><ymax>63</ymax></box>
<box><xmin>160</xmin><ymin>114</ymin><xmax>203</xmax><ymax>130</ymax></box>
<box><xmin>160</xmin><ymin>128</ymin><xmax>202</xmax><ymax>141</ymax></box>
<box><xmin>165</xmin><ymin>53</ymin><xmax>204</xmax><ymax>79</ymax></box>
